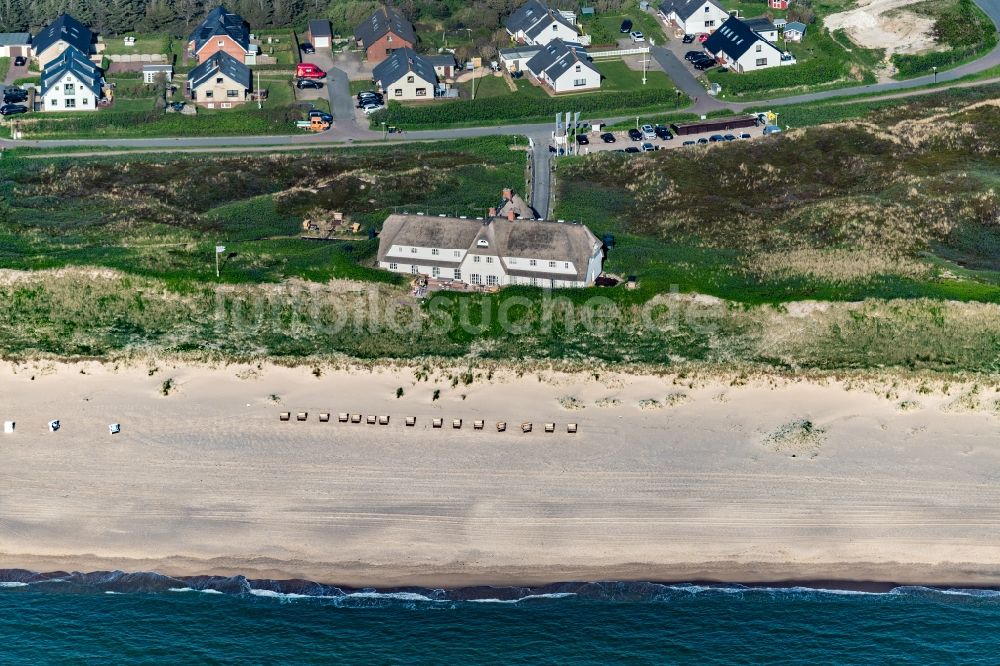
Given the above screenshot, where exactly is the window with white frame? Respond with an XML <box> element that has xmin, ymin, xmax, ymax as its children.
<box><xmin>756</xmin><ymin>58</ymin><xmax>767</xmax><ymax>66</ymax></box>
<box><xmin>574</xmin><ymin>78</ymin><xmax>586</xmax><ymax>86</ymax></box>
<box><xmin>454</xmin><ymin>269</ymin><xmax>461</xmax><ymax>280</ymax></box>
<box><xmin>407</xmin><ymin>75</ymin><xmax>414</xmax><ymax>83</ymax></box>
<box><xmin>486</xmin><ymin>275</ymin><xmax>499</xmax><ymax>286</ymax></box>
<box><xmin>548</xmin><ymin>261</ymin><xmax>556</xmax><ymax>268</ymax></box>
<box><xmin>705</xmin><ymin>20</ymin><xmax>715</xmax><ymax>27</ymax></box>
<box><xmin>453</xmin><ymin>250</ymin><xmax>460</xmax><ymax>257</ymax></box>
<box><xmin>416</xmin><ymin>88</ymin><xmax>427</xmax><ymax>96</ymax></box>
<box><xmin>486</xmin><ymin>257</ymin><xmax>493</xmax><ymax>264</ymax></box>
<box><xmin>529</xmin><ymin>259</ymin><xmax>537</xmax><ymax>266</ymax></box>
<box><xmin>65</xmin><ymin>99</ymin><xmax>76</xmax><ymax>108</ymax></box>
<box><xmin>431</xmin><ymin>248</ymin><xmax>439</xmax><ymax>255</ymax></box>
<box><xmin>389</xmin><ymin>263</ymin><xmax>398</xmax><ymax>270</ymax></box>
<box><xmin>471</xmin><ymin>273</ymin><xmax>482</xmax><ymax>284</ymax></box>
<box><xmin>411</xmin><ymin>265</ymin><xmax>418</xmax><ymax>274</ymax></box>
<box><xmin>432</xmin><ymin>267</ymin><xmax>440</xmax><ymax>277</ymax></box>
<box><xmin>756</xmin><ymin>44</ymin><xmax>762</xmax><ymax>52</ymax></box>
<box><xmin>473</xmin><ymin>255</ymin><xmax>481</xmax><ymax>263</ymax></box>
<box><xmin>410</xmin><ymin>247</ymin><xmax>417</xmax><ymax>253</ymax></box>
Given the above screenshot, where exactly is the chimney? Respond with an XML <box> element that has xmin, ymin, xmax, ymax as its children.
<box><xmin>488</xmin><ymin>207</ymin><xmax>497</xmax><ymax>217</ymax></box>
<box><xmin>502</xmin><ymin>188</ymin><xmax>512</xmax><ymax>201</ymax></box>
<box><xmin>507</xmin><ymin>209</ymin><xmax>515</xmax><ymax>222</ymax></box>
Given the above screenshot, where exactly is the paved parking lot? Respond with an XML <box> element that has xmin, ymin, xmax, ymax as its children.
<box><xmin>563</xmin><ymin>124</ymin><xmax>776</xmax><ymax>156</ymax></box>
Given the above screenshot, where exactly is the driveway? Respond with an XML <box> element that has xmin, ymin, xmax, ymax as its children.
<box><xmin>4</xmin><ymin>57</ymin><xmax>29</xmax><ymax>87</ymax></box>
<box><xmin>306</xmin><ymin>47</ymin><xmax>359</xmax><ymax>129</ymax></box>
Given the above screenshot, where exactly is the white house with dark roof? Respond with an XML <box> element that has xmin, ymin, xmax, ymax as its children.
<box><xmin>40</xmin><ymin>45</ymin><xmax>102</xmax><ymax>111</ymax></box>
<box><xmin>658</xmin><ymin>0</ymin><xmax>729</xmax><ymax>35</ymax></box>
<box><xmin>702</xmin><ymin>15</ymin><xmax>792</xmax><ymax>72</ymax></box>
<box><xmin>743</xmin><ymin>17</ymin><xmax>778</xmax><ymax>41</ymax></box>
<box><xmin>377</xmin><ymin>190</ymin><xmax>602</xmax><ymax>289</ymax></box>
<box><xmin>783</xmin><ymin>21</ymin><xmax>807</xmax><ymax>42</ymax></box>
<box><xmin>187</xmin><ymin>5</ymin><xmax>256</xmax><ymax>65</ymax></box>
<box><xmin>187</xmin><ymin>51</ymin><xmax>251</xmax><ymax>108</ymax></box>
<box><xmin>524</xmin><ymin>39</ymin><xmax>600</xmax><ymax>93</ymax></box>
<box><xmin>506</xmin><ymin>0</ymin><xmax>579</xmax><ymax>46</ymax></box>
<box><xmin>373</xmin><ymin>48</ymin><xmax>438</xmax><ymax>100</ymax></box>
<box><xmin>32</xmin><ymin>14</ymin><xmax>95</xmax><ymax>65</ymax></box>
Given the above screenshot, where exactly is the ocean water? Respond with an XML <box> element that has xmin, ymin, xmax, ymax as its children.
<box><xmin>2</xmin><ymin>573</ymin><xmax>1000</xmax><ymax>663</ymax></box>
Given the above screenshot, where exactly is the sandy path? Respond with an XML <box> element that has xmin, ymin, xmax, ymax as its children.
<box><xmin>2</xmin><ymin>362</ymin><xmax>1000</xmax><ymax>586</ymax></box>
<box><xmin>825</xmin><ymin>0</ymin><xmax>939</xmax><ymax>56</ymax></box>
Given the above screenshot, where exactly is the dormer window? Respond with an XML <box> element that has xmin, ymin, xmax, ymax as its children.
<box><xmin>477</xmin><ymin>239</ymin><xmax>489</xmax><ymax>248</ymax></box>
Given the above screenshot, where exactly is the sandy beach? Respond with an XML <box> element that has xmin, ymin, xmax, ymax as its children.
<box><xmin>2</xmin><ymin>360</ymin><xmax>1000</xmax><ymax>588</ymax></box>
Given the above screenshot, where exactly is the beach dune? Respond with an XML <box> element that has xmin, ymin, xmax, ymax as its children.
<box><xmin>2</xmin><ymin>362</ymin><xmax>1000</xmax><ymax>588</ymax></box>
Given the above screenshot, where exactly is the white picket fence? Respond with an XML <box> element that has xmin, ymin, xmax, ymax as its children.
<box><xmin>588</xmin><ymin>47</ymin><xmax>651</xmax><ymax>58</ymax></box>
<box><xmin>106</xmin><ymin>54</ymin><xmax>168</xmax><ymax>63</ymax></box>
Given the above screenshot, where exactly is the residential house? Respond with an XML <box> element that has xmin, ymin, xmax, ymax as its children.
<box><xmin>499</xmin><ymin>44</ymin><xmax>543</xmax><ymax>72</ymax></box>
<box><xmin>32</xmin><ymin>14</ymin><xmax>94</xmax><ymax>65</ymax></box>
<box><xmin>142</xmin><ymin>63</ymin><xmax>173</xmax><ymax>84</ymax></box>
<box><xmin>187</xmin><ymin>5</ymin><xmax>256</xmax><ymax>65</ymax></box>
<box><xmin>187</xmin><ymin>50</ymin><xmax>251</xmax><ymax>108</ymax></box>
<box><xmin>524</xmin><ymin>39</ymin><xmax>600</xmax><ymax>93</ymax></box>
<box><xmin>40</xmin><ymin>45</ymin><xmax>102</xmax><ymax>112</ymax></box>
<box><xmin>354</xmin><ymin>6</ymin><xmax>416</xmax><ymax>65</ymax></box>
<box><xmin>658</xmin><ymin>0</ymin><xmax>729</xmax><ymax>36</ymax></box>
<box><xmin>702</xmin><ymin>15</ymin><xmax>792</xmax><ymax>72</ymax></box>
<box><xmin>372</xmin><ymin>48</ymin><xmax>438</xmax><ymax>100</ymax></box>
<box><xmin>783</xmin><ymin>21</ymin><xmax>807</xmax><ymax>42</ymax></box>
<box><xmin>426</xmin><ymin>53</ymin><xmax>457</xmax><ymax>79</ymax></box>
<box><xmin>505</xmin><ymin>0</ymin><xmax>579</xmax><ymax>47</ymax></box>
<box><xmin>0</xmin><ymin>33</ymin><xmax>31</xmax><ymax>58</ymax></box>
<box><xmin>376</xmin><ymin>191</ymin><xmax>603</xmax><ymax>289</ymax></box>
<box><xmin>308</xmin><ymin>19</ymin><xmax>332</xmax><ymax>48</ymax></box>
<box><xmin>770</xmin><ymin>0</ymin><xmax>789</xmax><ymax>9</ymax></box>
<box><xmin>773</xmin><ymin>18</ymin><xmax>788</xmax><ymax>28</ymax></box>
<box><xmin>744</xmin><ymin>17</ymin><xmax>778</xmax><ymax>41</ymax></box>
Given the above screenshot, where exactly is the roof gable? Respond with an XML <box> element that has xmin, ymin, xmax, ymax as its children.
<box><xmin>660</xmin><ymin>0</ymin><xmax>726</xmax><ymax>22</ymax></box>
<box><xmin>40</xmin><ymin>45</ymin><xmax>101</xmax><ymax>96</ymax></box>
<box><xmin>525</xmin><ymin>39</ymin><xmax>597</xmax><ymax>81</ymax></box>
<box><xmin>308</xmin><ymin>20</ymin><xmax>332</xmax><ymax>38</ymax></box>
<box><xmin>188</xmin><ymin>50</ymin><xmax>251</xmax><ymax>89</ymax></box>
<box><xmin>33</xmin><ymin>14</ymin><xmax>92</xmax><ymax>56</ymax></box>
<box><xmin>372</xmin><ymin>47</ymin><xmax>437</xmax><ymax>88</ymax></box>
<box><xmin>189</xmin><ymin>5</ymin><xmax>250</xmax><ymax>54</ymax></box>
<box><xmin>703</xmin><ymin>15</ymin><xmax>779</xmax><ymax>60</ymax></box>
<box><xmin>507</xmin><ymin>0</ymin><xmax>577</xmax><ymax>38</ymax></box>
<box><xmin>785</xmin><ymin>21</ymin><xmax>807</xmax><ymax>32</ymax></box>
<box><xmin>354</xmin><ymin>6</ymin><xmax>416</xmax><ymax>47</ymax></box>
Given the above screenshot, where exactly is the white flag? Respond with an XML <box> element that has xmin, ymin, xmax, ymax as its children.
<box><xmin>216</xmin><ymin>246</ymin><xmax>226</xmax><ymax>254</ymax></box>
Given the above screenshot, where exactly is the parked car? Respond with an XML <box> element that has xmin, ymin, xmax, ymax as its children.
<box><xmin>739</xmin><ymin>133</ymin><xmax>752</xmax><ymax>140</ymax></box>
<box><xmin>693</xmin><ymin>59</ymin><xmax>716</xmax><ymax>70</ymax></box>
<box><xmin>0</xmin><ymin>103</ymin><xmax>27</xmax><ymax>115</ymax></box>
<box><xmin>624</xmin><ymin>146</ymin><xmax>641</xmax><ymax>153</ymax></box>
<box><xmin>709</xmin><ymin>134</ymin><xmax>725</xmax><ymax>142</ymax></box>
<box><xmin>641</xmin><ymin>142</ymin><xmax>656</xmax><ymax>152</ymax></box>
<box><xmin>576</xmin><ymin>133</ymin><xmax>589</xmax><ymax>145</ymax></box>
<box><xmin>309</xmin><ymin>110</ymin><xmax>333</xmax><ymax>123</ymax></box>
<box><xmin>682</xmin><ymin>140</ymin><xmax>696</xmax><ymax>146</ymax></box>
<box><xmin>763</xmin><ymin>125</ymin><xmax>782</xmax><ymax>135</ymax></box>
<box><xmin>682</xmin><ymin>34</ymin><xmax>695</xmax><ymax>44</ymax></box>
<box><xmin>600</xmin><ymin>132</ymin><xmax>616</xmax><ymax>143</ymax></box>
<box><xmin>168</xmin><ymin>101</ymin><xmax>186</xmax><ymax>112</ymax></box>
<box><xmin>696</xmin><ymin>137</ymin><xmax>709</xmax><ymax>144</ymax></box>
<box><xmin>685</xmin><ymin>51</ymin><xmax>704</xmax><ymax>61</ymax></box>
<box><xmin>697</xmin><ymin>33</ymin><xmax>709</xmax><ymax>42</ymax></box>
<box><xmin>627</xmin><ymin>128</ymin><xmax>642</xmax><ymax>141</ymax></box>
<box><xmin>13</xmin><ymin>56</ymin><xmax>26</xmax><ymax>67</ymax></box>
<box><xmin>296</xmin><ymin>62</ymin><xmax>326</xmax><ymax>79</ymax></box>
<box><xmin>654</xmin><ymin>125</ymin><xmax>673</xmax><ymax>140</ymax></box>
<box><xmin>640</xmin><ymin>124</ymin><xmax>655</xmax><ymax>140</ymax></box>
<box><xmin>357</xmin><ymin>93</ymin><xmax>383</xmax><ymax>106</ymax></box>
<box><xmin>4</xmin><ymin>90</ymin><xmax>27</xmax><ymax>104</ymax></box>
<box><xmin>357</xmin><ymin>92</ymin><xmax>383</xmax><ymax>101</ymax></box>
<box><xmin>301</xmin><ymin>42</ymin><xmax>315</xmax><ymax>54</ymax></box>
<box><xmin>723</xmin><ymin>134</ymin><xmax>737</xmax><ymax>141</ymax></box>
<box><xmin>630</xmin><ymin>31</ymin><xmax>645</xmax><ymax>43</ymax></box>
<box><xmin>297</xmin><ymin>78</ymin><xmax>324</xmax><ymax>89</ymax></box>
<box><xmin>362</xmin><ymin>103</ymin><xmax>384</xmax><ymax>114</ymax></box>
<box><xmin>620</xmin><ymin>19</ymin><xmax>633</xmax><ymax>33</ymax></box>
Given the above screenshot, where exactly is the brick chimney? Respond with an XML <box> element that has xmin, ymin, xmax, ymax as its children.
<box><xmin>502</xmin><ymin>188</ymin><xmax>513</xmax><ymax>201</ymax></box>
<box><xmin>507</xmin><ymin>209</ymin><xmax>515</xmax><ymax>221</ymax></box>
<box><xmin>488</xmin><ymin>207</ymin><xmax>496</xmax><ymax>217</ymax></box>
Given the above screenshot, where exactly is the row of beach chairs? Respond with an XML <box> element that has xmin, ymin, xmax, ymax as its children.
<box><xmin>278</xmin><ymin>412</ymin><xmax>577</xmax><ymax>433</ymax></box>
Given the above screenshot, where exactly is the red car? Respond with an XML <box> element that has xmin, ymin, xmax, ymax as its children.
<box><xmin>697</xmin><ymin>33</ymin><xmax>709</xmax><ymax>43</ymax></box>
<box><xmin>296</xmin><ymin>63</ymin><xmax>326</xmax><ymax>79</ymax></box>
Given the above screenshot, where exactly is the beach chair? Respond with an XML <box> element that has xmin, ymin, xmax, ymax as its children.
<box><xmin>108</xmin><ymin>423</ymin><xmax>121</xmax><ymax>435</ymax></box>
<box><xmin>338</xmin><ymin>413</ymin><xmax>349</xmax><ymax>422</ymax></box>
<box><xmin>297</xmin><ymin>412</ymin><xmax>308</xmax><ymax>421</ymax></box>
<box><xmin>379</xmin><ymin>415</ymin><xmax>390</xmax><ymax>425</ymax></box>
<box><xmin>3</xmin><ymin>421</ymin><xmax>14</xmax><ymax>434</ymax></box>
<box><xmin>351</xmin><ymin>414</ymin><xmax>362</xmax><ymax>423</ymax></box>
<box><xmin>279</xmin><ymin>412</ymin><xmax>291</xmax><ymax>421</ymax></box>
<box><xmin>473</xmin><ymin>420</ymin><xmax>484</xmax><ymax>430</ymax></box>
<box><xmin>544</xmin><ymin>423</ymin><xmax>555</xmax><ymax>433</ymax></box>
<box><xmin>521</xmin><ymin>422</ymin><xmax>532</xmax><ymax>433</ymax></box>
<box><xmin>405</xmin><ymin>416</ymin><xmax>416</xmax><ymax>427</ymax></box>
<box><xmin>49</xmin><ymin>420</ymin><xmax>60</xmax><ymax>432</ymax></box>
<box><xmin>496</xmin><ymin>421</ymin><xmax>507</xmax><ymax>432</ymax></box>
<box><xmin>452</xmin><ymin>419</ymin><xmax>462</xmax><ymax>429</ymax></box>
<box><xmin>567</xmin><ymin>423</ymin><xmax>578</xmax><ymax>434</ymax></box>
<box><xmin>366</xmin><ymin>415</ymin><xmax>377</xmax><ymax>425</ymax></box>
<box><xmin>319</xmin><ymin>413</ymin><xmax>330</xmax><ymax>422</ymax></box>
<box><xmin>432</xmin><ymin>418</ymin><xmax>443</xmax><ymax>428</ymax></box>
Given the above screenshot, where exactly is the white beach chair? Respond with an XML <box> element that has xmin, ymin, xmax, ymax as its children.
<box><xmin>3</xmin><ymin>421</ymin><xmax>14</xmax><ymax>434</ymax></box>
<box><xmin>567</xmin><ymin>423</ymin><xmax>578</xmax><ymax>434</ymax></box>
<box><xmin>544</xmin><ymin>423</ymin><xmax>555</xmax><ymax>433</ymax></box>
<box><xmin>496</xmin><ymin>421</ymin><xmax>507</xmax><ymax>432</ymax></box>
<box><xmin>405</xmin><ymin>416</ymin><xmax>416</xmax><ymax>427</ymax></box>
<box><xmin>452</xmin><ymin>419</ymin><xmax>462</xmax><ymax>429</ymax></box>
<box><xmin>521</xmin><ymin>422</ymin><xmax>532</xmax><ymax>433</ymax></box>
<box><xmin>108</xmin><ymin>423</ymin><xmax>121</xmax><ymax>435</ymax></box>
<box><xmin>279</xmin><ymin>412</ymin><xmax>291</xmax><ymax>421</ymax></box>
<box><xmin>49</xmin><ymin>420</ymin><xmax>60</xmax><ymax>432</ymax></box>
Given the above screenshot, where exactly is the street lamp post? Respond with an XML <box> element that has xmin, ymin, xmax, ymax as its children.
<box><xmin>932</xmin><ymin>66</ymin><xmax>937</xmax><ymax>83</ymax></box>
<box><xmin>382</xmin><ymin>121</ymin><xmax>387</xmax><ymax>139</ymax></box>
<box><xmin>465</xmin><ymin>28</ymin><xmax>476</xmax><ymax>100</ymax></box>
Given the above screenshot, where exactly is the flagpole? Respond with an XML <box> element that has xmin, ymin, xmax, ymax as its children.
<box><xmin>216</xmin><ymin>250</ymin><xmax>220</xmax><ymax>278</ymax></box>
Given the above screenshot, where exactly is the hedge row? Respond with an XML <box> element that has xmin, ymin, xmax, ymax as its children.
<box><xmin>369</xmin><ymin>87</ymin><xmax>687</xmax><ymax>128</ymax></box>
<box><xmin>892</xmin><ymin>36</ymin><xmax>998</xmax><ymax>77</ymax></box>
<box><xmin>709</xmin><ymin>57</ymin><xmax>849</xmax><ymax>95</ymax></box>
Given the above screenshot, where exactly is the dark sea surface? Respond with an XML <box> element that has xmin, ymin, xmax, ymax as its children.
<box><xmin>2</xmin><ymin>571</ymin><xmax>1000</xmax><ymax>664</ymax></box>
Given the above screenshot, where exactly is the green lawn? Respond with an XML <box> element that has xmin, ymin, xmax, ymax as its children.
<box><xmin>100</xmin><ymin>34</ymin><xmax>169</xmax><ymax>55</ymax></box>
<box><xmin>594</xmin><ymin>59</ymin><xmax>674</xmax><ymax>91</ymax></box>
<box><xmin>350</xmin><ymin>80</ymin><xmax>375</xmax><ymax>94</ymax></box>
<box><xmin>0</xmin><ymin>57</ymin><xmax>10</xmax><ymax>81</ymax></box>
<box><xmin>459</xmin><ymin>74</ymin><xmax>511</xmax><ymax>98</ymax></box>
<box><xmin>581</xmin><ymin>10</ymin><xmax>666</xmax><ymax>46</ymax></box>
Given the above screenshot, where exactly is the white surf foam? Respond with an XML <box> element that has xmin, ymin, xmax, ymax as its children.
<box><xmin>468</xmin><ymin>593</ymin><xmax>578</xmax><ymax>604</ymax></box>
<box><xmin>346</xmin><ymin>591</ymin><xmax>441</xmax><ymax>602</ymax></box>
<box><xmin>168</xmin><ymin>587</ymin><xmax>224</xmax><ymax>594</ymax></box>
<box><xmin>0</xmin><ymin>582</ymin><xmax>28</xmax><ymax>588</ymax></box>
